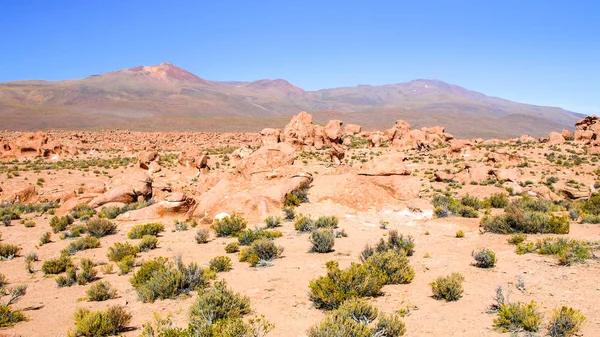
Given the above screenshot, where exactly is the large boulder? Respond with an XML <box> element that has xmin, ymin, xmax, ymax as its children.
<box><xmin>343</xmin><ymin>124</ymin><xmax>362</xmax><ymax>135</ymax></box>
<box><xmin>329</xmin><ymin>145</ymin><xmax>345</xmax><ymax>165</ymax></box>
<box><xmin>560</xmin><ymin>185</ymin><xmax>589</xmax><ymax>200</ymax></box>
<box><xmin>88</xmin><ymin>173</ymin><xmax>152</xmax><ymax>208</ymax></box>
<box><xmin>547</xmin><ymin>132</ymin><xmax>566</xmax><ymax>145</ymax></box>
<box><xmin>178</xmin><ymin>150</ymin><xmax>208</xmax><ymax>169</ymax></box>
<box><xmin>2</xmin><ymin>185</ymin><xmax>37</xmax><ymax>204</ymax></box>
<box><xmin>358</xmin><ymin>153</ymin><xmax>411</xmax><ymax>176</ymax></box>
<box><xmin>117</xmin><ymin>192</ymin><xmax>197</xmax><ymax>221</ymax></box>
<box><xmin>236</xmin><ymin>143</ymin><xmax>296</xmax><ymax>179</ymax></box>
<box><xmin>138</xmin><ymin>150</ymin><xmax>160</xmax><ymax>170</ymax></box>
<box><xmin>280</xmin><ymin>111</ymin><xmax>316</xmax><ymax>150</ymax></box>
<box><xmin>324</xmin><ymin>120</ymin><xmax>343</xmax><ymax>142</ymax></box>
<box><xmin>260</xmin><ymin>128</ymin><xmax>280</xmax><ymax>146</ymax></box>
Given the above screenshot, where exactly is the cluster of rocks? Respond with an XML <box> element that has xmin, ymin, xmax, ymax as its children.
<box><xmin>0</xmin><ymin>131</ymin><xmax>78</xmax><ymax>160</ymax></box>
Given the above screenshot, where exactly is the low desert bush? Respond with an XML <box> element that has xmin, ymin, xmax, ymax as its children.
<box><xmin>188</xmin><ymin>280</ymin><xmax>252</xmax><ymax>331</ymax></box>
<box><xmin>485</xmin><ymin>193</ymin><xmax>510</xmax><ymax>208</ymax></box>
<box><xmin>547</xmin><ymin>306</ymin><xmax>586</xmax><ymax>337</ymax></box>
<box><xmin>461</xmin><ymin>194</ymin><xmax>483</xmax><ymax>210</ymax></box>
<box><xmin>225</xmin><ymin>242</ymin><xmax>240</xmax><ymax>253</ymax></box>
<box><xmin>131</xmin><ymin>257</ymin><xmax>215</xmax><ymax>303</ymax></box>
<box><xmin>39</xmin><ymin>231</ymin><xmax>52</xmax><ymax>245</ymax></box>
<box><xmin>42</xmin><ymin>256</ymin><xmax>74</xmax><ymax>275</ymax></box>
<box><xmin>365</xmin><ymin>249</ymin><xmax>414</xmax><ymax>285</ymax></box>
<box><xmin>455</xmin><ymin>230</ymin><xmax>465</xmax><ymax>238</ymax></box>
<box><xmin>0</xmin><ymin>283</ymin><xmax>27</xmax><ymax>328</ymax></box>
<box><xmin>211</xmin><ymin>214</ymin><xmax>247</xmax><ymax>237</ymax></box>
<box><xmin>472</xmin><ymin>248</ymin><xmax>497</xmax><ymax>268</ymax></box>
<box><xmin>62</xmin><ymin>236</ymin><xmax>100</xmax><ymax>256</ymax></box>
<box><xmin>70</xmin><ymin>204</ymin><xmax>96</xmax><ymax>220</ymax></box>
<box><xmin>264</xmin><ymin>216</ymin><xmax>281</xmax><ymax>228</ymax></box>
<box><xmin>494</xmin><ymin>301</ymin><xmax>542</xmax><ymax>333</ymax></box>
<box><xmin>294</xmin><ymin>214</ymin><xmax>314</xmax><ymax>232</ymax></box>
<box><xmin>237</xmin><ymin>228</ymin><xmax>282</xmax><ymax>246</ymax></box>
<box><xmin>209</xmin><ymin>256</ymin><xmax>232</xmax><ymax>272</ymax></box>
<box><xmin>68</xmin><ymin>305</ymin><xmax>131</xmax><ymax>337</ymax></box>
<box><xmin>195</xmin><ymin>228</ymin><xmax>210</xmax><ymax>244</ymax></box>
<box><xmin>308</xmin><ymin>261</ymin><xmax>384</xmax><ymax>310</ymax></box>
<box><xmin>0</xmin><ymin>243</ymin><xmax>21</xmax><ymax>260</ymax></box>
<box><xmin>365</xmin><ymin>230</ymin><xmax>415</xmax><ymax>258</ymax></box>
<box><xmin>86</xmin><ymin>281</ymin><xmax>117</xmax><ymax>302</ymax></box>
<box><xmin>307</xmin><ymin>297</ymin><xmax>406</xmax><ymax>337</ymax></box>
<box><xmin>482</xmin><ymin>201</ymin><xmax>570</xmax><ymax>234</ymax></box>
<box><xmin>430</xmin><ymin>272</ymin><xmax>465</xmax><ymax>301</ymax></box>
<box><xmin>128</xmin><ymin>222</ymin><xmax>165</xmax><ymax>239</ymax></box>
<box><xmin>507</xmin><ymin>233</ymin><xmax>527</xmax><ymax>245</ymax></box>
<box><xmin>314</xmin><ymin>216</ymin><xmax>339</xmax><ymax>229</ymax></box>
<box><xmin>309</xmin><ymin>229</ymin><xmax>335</xmax><ymax>253</ymax></box>
<box><xmin>283</xmin><ymin>207</ymin><xmax>295</xmax><ymax>220</ymax></box>
<box><xmin>516</xmin><ymin>237</ymin><xmax>596</xmax><ymax>265</ymax></box>
<box><xmin>239</xmin><ymin>239</ymin><xmax>283</xmax><ymax>267</ymax></box>
<box><xmin>50</xmin><ymin>215</ymin><xmax>73</xmax><ymax>233</ymax></box>
<box><xmin>117</xmin><ymin>255</ymin><xmax>135</xmax><ymax>275</ymax></box>
<box><xmin>55</xmin><ymin>258</ymin><xmax>97</xmax><ymax>287</ymax></box>
<box><xmin>84</xmin><ymin>218</ymin><xmax>117</xmax><ymax>238</ymax></box>
<box><xmin>138</xmin><ymin>235</ymin><xmax>158</xmax><ymax>252</ymax></box>
<box><xmin>106</xmin><ymin>242</ymin><xmax>139</xmax><ymax>262</ymax></box>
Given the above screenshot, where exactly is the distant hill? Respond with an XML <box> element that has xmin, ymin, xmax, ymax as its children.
<box><xmin>0</xmin><ymin>62</ymin><xmax>583</xmax><ymax>138</ymax></box>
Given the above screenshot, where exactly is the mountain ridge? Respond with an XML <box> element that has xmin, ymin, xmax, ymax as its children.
<box><xmin>0</xmin><ymin>62</ymin><xmax>584</xmax><ymax>138</ymax></box>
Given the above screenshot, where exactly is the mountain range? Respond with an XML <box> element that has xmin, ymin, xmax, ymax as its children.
<box><xmin>0</xmin><ymin>62</ymin><xmax>583</xmax><ymax>138</ymax></box>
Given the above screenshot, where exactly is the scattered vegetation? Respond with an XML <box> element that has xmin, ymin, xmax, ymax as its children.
<box><xmin>547</xmin><ymin>306</ymin><xmax>586</xmax><ymax>337</ymax></box>
<box><xmin>127</xmin><ymin>222</ymin><xmax>164</xmax><ymax>239</ymax></box>
<box><xmin>209</xmin><ymin>256</ymin><xmax>232</xmax><ymax>272</ymax></box>
<box><xmin>239</xmin><ymin>238</ymin><xmax>284</xmax><ymax>267</ymax></box>
<box><xmin>106</xmin><ymin>242</ymin><xmax>139</xmax><ymax>263</ymax></box>
<box><xmin>50</xmin><ymin>215</ymin><xmax>73</xmax><ymax>233</ymax></box>
<box><xmin>0</xmin><ymin>243</ymin><xmax>21</xmax><ymax>260</ymax></box>
<box><xmin>42</xmin><ymin>256</ymin><xmax>74</xmax><ymax>275</ymax></box>
<box><xmin>472</xmin><ymin>248</ymin><xmax>497</xmax><ymax>268</ymax></box>
<box><xmin>516</xmin><ymin>237</ymin><xmax>597</xmax><ymax>265</ymax></box>
<box><xmin>68</xmin><ymin>305</ymin><xmax>132</xmax><ymax>337</ymax></box>
<box><xmin>62</xmin><ymin>236</ymin><xmax>101</xmax><ymax>256</ymax></box>
<box><xmin>86</xmin><ymin>281</ymin><xmax>117</xmax><ymax>302</ymax></box>
<box><xmin>211</xmin><ymin>214</ymin><xmax>247</xmax><ymax>237</ymax></box>
<box><xmin>195</xmin><ymin>228</ymin><xmax>211</xmax><ymax>244</ymax></box>
<box><xmin>309</xmin><ymin>229</ymin><xmax>335</xmax><ymax>253</ymax></box>
<box><xmin>307</xmin><ymin>297</ymin><xmax>406</xmax><ymax>337</ymax></box>
<box><xmin>138</xmin><ymin>235</ymin><xmax>158</xmax><ymax>252</ymax></box>
<box><xmin>481</xmin><ymin>198</ymin><xmax>570</xmax><ymax>234</ymax></box>
<box><xmin>494</xmin><ymin>301</ymin><xmax>542</xmax><ymax>333</ymax></box>
<box><xmin>430</xmin><ymin>273</ymin><xmax>465</xmax><ymax>301</ymax></box>
<box><xmin>0</xmin><ymin>277</ymin><xmax>27</xmax><ymax>328</ymax></box>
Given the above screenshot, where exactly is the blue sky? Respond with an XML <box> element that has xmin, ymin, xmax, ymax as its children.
<box><xmin>1</xmin><ymin>0</ymin><xmax>599</xmax><ymax>114</ymax></box>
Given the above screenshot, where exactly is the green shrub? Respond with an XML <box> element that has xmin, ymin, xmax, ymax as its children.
<box><xmin>494</xmin><ymin>301</ymin><xmax>542</xmax><ymax>332</ymax></box>
<box><xmin>430</xmin><ymin>272</ymin><xmax>464</xmax><ymax>301</ymax></box>
<box><xmin>455</xmin><ymin>230</ymin><xmax>465</xmax><ymax>238</ymax></box>
<box><xmin>294</xmin><ymin>214</ymin><xmax>314</xmax><ymax>232</ymax></box>
<box><xmin>23</xmin><ymin>220</ymin><xmax>36</xmax><ymax>228</ymax></box>
<box><xmin>375</xmin><ymin>230</ymin><xmax>415</xmax><ymax>256</ymax></box>
<box><xmin>547</xmin><ymin>306</ymin><xmax>586</xmax><ymax>337</ymax></box>
<box><xmin>486</xmin><ymin>193</ymin><xmax>509</xmax><ymax>208</ymax></box>
<box><xmin>117</xmin><ymin>255</ymin><xmax>135</xmax><ymax>275</ymax></box>
<box><xmin>128</xmin><ymin>222</ymin><xmax>164</xmax><ymax>239</ymax></box>
<box><xmin>461</xmin><ymin>194</ymin><xmax>482</xmax><ymax>210</ymax></box>
<box><xmin>507</xmin><ymin>233</ymin><xmax>527</xmax><ymax>245</ymax></box>
<box><xmin>70</xmin><ymin>204</ymin><xmax>96</xmax><ymax>220</ymax></box>
<box><xmin>264</xmin><ymin>216</ymin><xmax>281</xmax><ymax>228</ymax></box>
<box><xmin>314</xmin><ymin>216</ymin><xmax>339</xmax><ymax>229</ymax></box>
<box><xmin>0</xmin><ymin>243</ymin><xmax>21</xmax><ymax>260</ymax></box>
<box><xmin>85</xmin><ymin>218</ymin><xmax>117</xmax><ymax>238</ymax></box>
<box><xmin>472</xmin><ymin>248</ymin><xmax>497</xmax><ymax>268</ymax></box>
<box><xmin>195</xmin><ymin>228</ymin><xmax>210</xmax><ymax>244</ymax></box>
<box><xmin>139</xmin><ymin>235</ymin><xmax>158</xmax><ymax>252</ymax></box>
<box><xmin>42</xmin><ymin>256</ymin><xmax>73</xmax><ymax>275</ymax></box>
<box><xmin>581</xmin><ymin>214</ymin><xmax>600</xmax><ymax>224</ymax></box>
<box><xmin>225</xmin><ymin>242</ymin><xmax>240</xmax><ymax>253</ymax></box>
<box><xmin>209</xmin><ymin>256</ymin><xmax>232</xmax><ymax>272</ymax></box>
<box><xmin>62</xmin><ymin>236</ymin><xmax>100</xmax><ymax>256</ymax></box>
<box><xmin>106</xmin><ymin>242</ymin><xmax>139</xmax><ymax>262</ymax></box>
<box><xmin>457</xmin><ymin>205</ymin><xmax>479</xmax><ymax>218</ymax></box>
<box><xmin>55</xmin><ymin>258</ymin><xmax>97</xmax><ymax>287</ymax></box>
<box><xmin>0</xmin><ymin>282</ymin><xmax>27</xmax><ymax>327</ymax></box>
<box><xmin>189</xmin><ymin>280</ymin><xmax>251</xmax><ymax>327</ymax></box>
<box><xmin>307</xmin><ymin>297</ymin><xmax>405</xmax><ymax>337</ymax></box>
<box><xmin>433</xmin><ymin>206</ymin><xmax>449</xmax><ymax>218</ymax></box>
<box><xmin>364</xmin><ymin>250</ymin><xmax>414</xmax><ymax>285</ymax></box>
<box><xmin>237</xmin><ymin>228</ymin><xmax>282</xmax><ymax>246</ymax></box>
<box><xmin>249</xmin><ymin>238</ymin><xmax>282</xmax><ymax>262</ymax></box>
<box><xmin>50</xmin><ymin>215</ymin><xmax>73</xmax><ymax>233</ymax></box>
<box><xmin>132</xmin><ymin>257</ymin><xmax>215</xmax><ymax>303</ymax></box>
<box><xmin>283</xmin><ymin>207</ymin><xmax>295</xmax><ymax>220</ymax></box>
<box><xmin>310</xmin><ymin>229</ymin><xmax>335</xmax><ymax>253</ymax></box>
<box><xmin>211</xmin><ymin>214</ymin><xmax>247</xmax><ymax>237</ymax></box>
<box><xmin>62</xmin><ymin>224</ymin><xmax>87</xmax><ymax>238</ymax></box>
<box><xmin>308</xmin><ymin>261</ymin><xmax>384</xmax><ymax>310</ymax></box>
<box><xmin>39</xmin><ymin>231</ymin><xmax>52</xmax><ymax>245</ymax></box>
<box><xmin>482</xmin><ymin>202</ymin><xmax>570</xmax><ymax>234</ymax></box>
<box><xmin>86</xmin><ymin>281</ymin><xmax>117</xmax><ymax>302</ymax></box>
<box><xmin>70</xmin><ymin>305</ymin><xmax>131</xmax><ymax>336</ymax></box>
<box><xmin>516</xmin><ymin>237</ymin><xmax>596</xmax><ymax>265</ymax></box>
<box><xmin>284</xmin><ymin>194</ymin><xmax>301</xmax><ymax>207</ymax></box>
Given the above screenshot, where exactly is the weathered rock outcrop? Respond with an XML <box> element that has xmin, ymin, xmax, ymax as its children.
<box><xmin>88</xmin><ymin>173</ymin><xmax>153</xmax><ymax>208</ymax></box>
<box><xmin>236</xmin><ymin>143</ymin><xmax>296</xmax><ymax>178</ymax></box>
<box><xmin>117</xmin><ymin>192</ymin><xmax>197</xmax><ymax>221</ymax></box>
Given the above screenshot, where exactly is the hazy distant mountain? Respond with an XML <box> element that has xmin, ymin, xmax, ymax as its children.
<box><xmin>0</xmin><ymin>62</ymin><xmax>583</xmax><ymax>138</ymax></box>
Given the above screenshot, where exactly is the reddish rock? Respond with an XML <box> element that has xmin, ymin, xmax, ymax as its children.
<box><xmin>2</xmin><ymin>185</ymin><xmax>37</xmax><ymax>203</ymax></box>
<box><xmin>236</xmin><ymin>143</ymin><xmax>296</xmax><ymax>178</ymax></box>
<box><xmin>280</xmin><ymin>111</ymin><xmax>316</xmax><ymax>150</ymax></box>
<box><xmin>548</xmin><ymin>132</ymin><xmax>565</xmax><ymax>145</ymax></box>
<box><xmin>138</xmin><ymin>150</ymin><xmax>159</xmax><ymax>170</ymax></box>
<box><xmin>434</xmin><ymin>171</ymin><xmax>455</xmax><ymax>182</ymax></box>
<box><xmin>343</xmin><ymin>124</ymin><xmax>362</xmax><ymax>135</ymax></box>
<box><xmin>324</xmin><ymin>120</ymin><xmax>343</xmax><ymax>142</ymax></box>
<box><xmin>561</xmin><ymin>129</ymin><xmax>572</xmax><ymax>140</ymax></box>
<box><xmin>117</xmin><ymin>192</ymin><xmax>197</xmax><ymax>221</ymax></box>
<box><xmin>260</xmin><ymin>128</ymin><xmax>280</xmax><ymax>146</ymax></box>
<box><xmin>329</xmin><ymin>144</ymin><xmax>345</xmax><ymax>165</ymax></box>
<box><xmin>88</xmin><ymin>173</ymin><xmax>152</xmax><ymax>208</ymax></box>
<box><xmin>358</xmin><ymin>153</ymin><xmax>411</xmax><ymax>176</ymax></box>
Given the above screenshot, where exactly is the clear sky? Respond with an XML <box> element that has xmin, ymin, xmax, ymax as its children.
<box><xmin>1</xmin><ymin>0</ymin><xmax>599</xmax><ymax>114</ymax></box>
